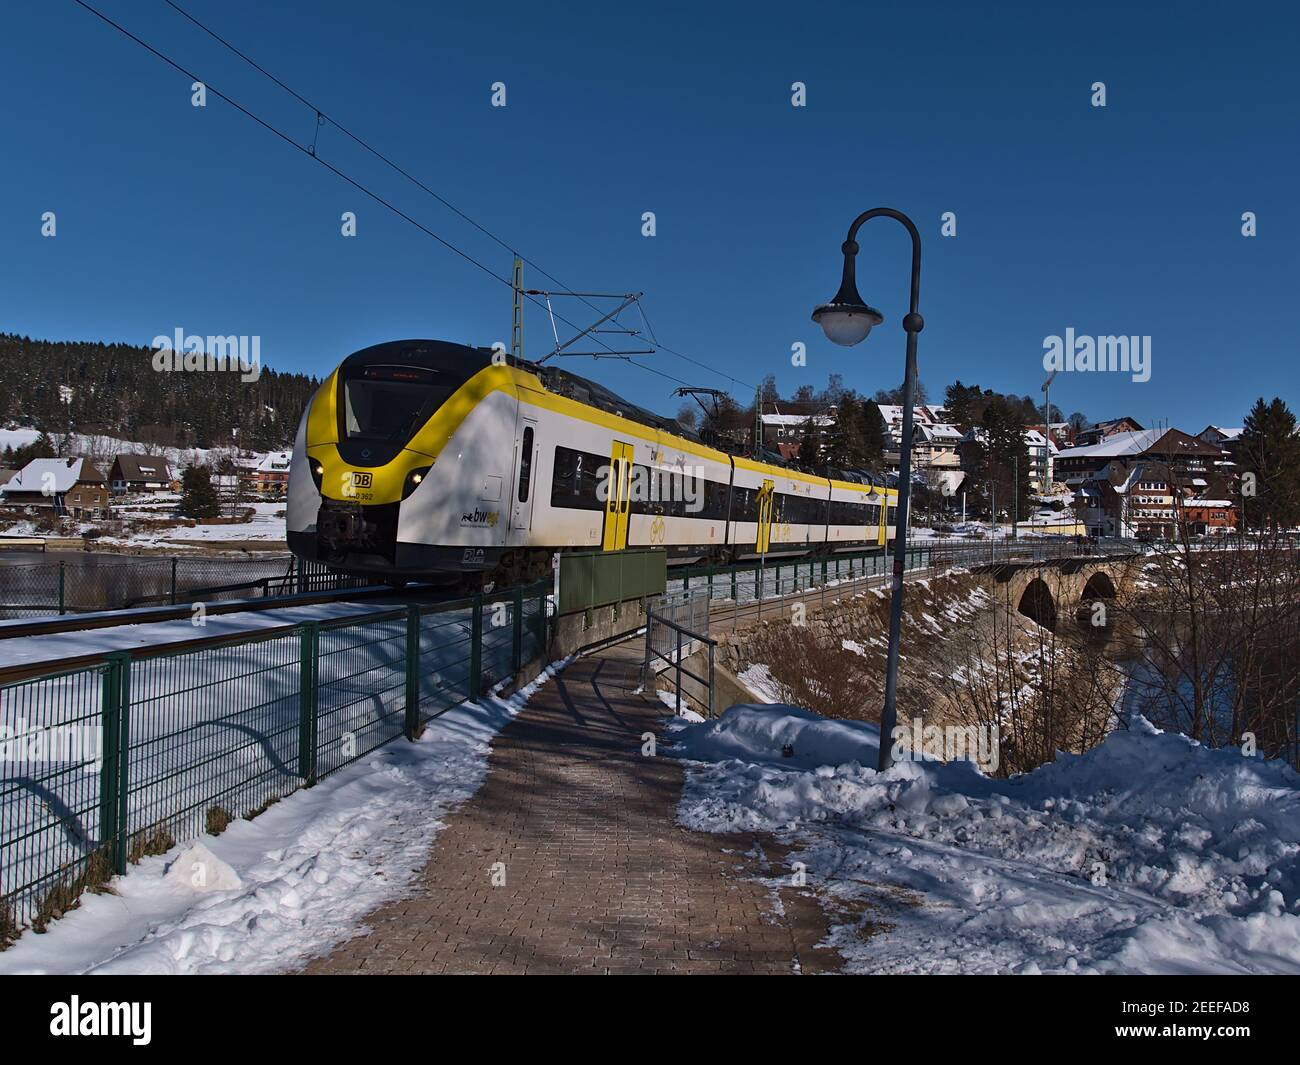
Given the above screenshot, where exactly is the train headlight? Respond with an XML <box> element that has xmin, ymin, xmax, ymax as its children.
<box><xmin>309</xmin><ymin>460</ymin><xmax>324</xmax><ymax>491</ymax></box>
<box><xmin>402</xmin><ymin>466</ymin><xmax>432</xmax><ymax>499</ymax></box>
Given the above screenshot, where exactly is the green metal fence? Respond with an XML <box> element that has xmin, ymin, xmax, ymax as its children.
<box><xmin>667</xmin><ymin>536</ymin><xmax>1140</xmax><ymax>606</ymax></box>
<box><xmin>0</xmin><ymin>580</ymin><xmax>551</xmax><ymax>937</ymax></box>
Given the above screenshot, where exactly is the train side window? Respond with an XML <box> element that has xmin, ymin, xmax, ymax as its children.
<box><xmin>517</xmin><ymin>427</ymin><xmax>534</xmax><ymax>502</ymax></box>
<box><xmin>550</xmin><ymin>445</ymin><xmax>605</xmax><ymax>511</ymax></box>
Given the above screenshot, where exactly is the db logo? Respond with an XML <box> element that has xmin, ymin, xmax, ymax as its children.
<box><xmin>350</xmin><ymin>472</ymin><xmax>373</xmax><ymax>488</ymax></box>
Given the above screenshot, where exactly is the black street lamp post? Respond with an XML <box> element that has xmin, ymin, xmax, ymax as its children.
<box><xmin>812</xmin><ymin>207</ymin><xmax>923</xmax><ymax>772</ymax></box>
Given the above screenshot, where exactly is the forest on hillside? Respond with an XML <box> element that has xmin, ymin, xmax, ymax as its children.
<box><xmin>0</xmin><ymin>333</ymin><xmax>319</xmax><ymax>450</ymax></box>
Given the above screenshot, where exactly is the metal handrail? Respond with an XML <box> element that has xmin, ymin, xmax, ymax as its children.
<box><xmin>0</xmin><ymin>578</ymin><xmax>552</xmax><ymax>684</ymax></box>
<box><xmin>643</xmin><ymin>606</ymin><xmax>717</xmax><ymax>718</ymax></box>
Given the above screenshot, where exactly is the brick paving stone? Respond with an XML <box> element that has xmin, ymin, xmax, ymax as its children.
<box><xmin>301</xmin><ymin>644</ymin><xmax>842</xmax><ymax>975</ymax></box>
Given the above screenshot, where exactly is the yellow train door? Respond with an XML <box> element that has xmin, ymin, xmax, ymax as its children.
<box><xmin>602</xmin><ymin>441</ymin><xmax>634</xmax><ymax>550</ymax></box>
<box><xmin>756</xmin><ymin>479</ymin><xmax>775</xmax><ymax>554</ymax></box>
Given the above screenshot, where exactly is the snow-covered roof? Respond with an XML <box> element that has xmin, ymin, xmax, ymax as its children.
<box><xmin>4</xmin><ymin>457</ymin><xmax>103</xmax><ymax>494</ymax></box>
<box><xmin>254</xmin><ymin>451</ymin><xmax>292</xmax><ymax>473</ymax></box>
<box><xmin>761</xmin><ymin>413</ymin><xmax>832</xmax><ymax>427</ymax></box>
<box><xmin>1055</xmin><ymin>428</ymin><xmax>1169</xmax><ymax>459</ymax></box>
<box><xmin>1199</xmin><ymin>425</ymin><xmax>1242</xmax><ymax>441</ymax></box>
<box><xmin>959</xmin><ymin>426</ymin><xmax>1056</xmax><ymax>451</ymax></box>
<box><xmin>915</xmin><ymin>422</ymin><xmax>964</xmax><ymax>443</ymax></box>
<box><xmin>876</xmin><ymin>404</ymin><xmax>947</xmax><ymax>425</ymax></box>
<box><xmin>113</xmin><ymin>454</ymin><xmax>174</xmax><ymax>482</ymax></box>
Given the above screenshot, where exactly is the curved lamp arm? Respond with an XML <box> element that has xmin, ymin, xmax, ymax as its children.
<box><xmin>838</xmin><ymin>207</ymin><xmax>924</xmax><ymax>329</ymax></box>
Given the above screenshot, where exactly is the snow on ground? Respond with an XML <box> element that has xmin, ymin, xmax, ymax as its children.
<box><xmin>655</xmin><ymin>689</ymin><xmax>705</xmax><ymax>721</ymax></box>
<box><xmin>0</xmin><ymin>428</ymin><xmax>41</xmax><ymax>452</ymax></box>
<box><xmin>0</xmin><ymin>662</ymin><xmax>568</xmax><ymax>975</ymax></box>
<box><xmin>737</xmin><ymin>663</ymin><xmax>784</xmax><ymax>703</ymax></box>
<box><xmin>668</xmin><ymin>706</ymin><xmax>1300</xmax><ymax>974</ymax></box>
<box><xmin>92</xmin><ymin>502</ymin><xmax>288</xmax><ymax>547</ymax></box>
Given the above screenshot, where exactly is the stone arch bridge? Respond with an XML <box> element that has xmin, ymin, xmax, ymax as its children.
<box><xmin>968</xmin><ymin>553</ymin><xmax>1143</xmax><ymax>631</ymax></box>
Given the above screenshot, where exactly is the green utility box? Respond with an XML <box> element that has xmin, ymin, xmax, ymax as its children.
<box><xmin>556</xmin><ymin>548</ymin><xmax>667</xmax><ymax>615</ymax></box>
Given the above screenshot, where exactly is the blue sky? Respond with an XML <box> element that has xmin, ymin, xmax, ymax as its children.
<box><xmin>2</xmin><ymin>0</ymin><xmax>1297</xmax><ymax>430</ymax></box>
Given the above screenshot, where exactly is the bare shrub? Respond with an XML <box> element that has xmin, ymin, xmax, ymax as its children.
<box><xmin>746</xmin><ymin>622</ymin><xmax>872</xmax><ymax>720</ymax></box>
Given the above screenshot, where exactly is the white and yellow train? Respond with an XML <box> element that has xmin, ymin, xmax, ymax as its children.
<box><xmin>287</xmin><ymin>339</ymin><xmax>898</xmax><ymax>586</ymax></box>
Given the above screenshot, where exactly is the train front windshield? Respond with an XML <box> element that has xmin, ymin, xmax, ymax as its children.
<box><xmin>341</xmin><ymin>363</ymin><xmax>458</xmax><ymax>443</ymax></box>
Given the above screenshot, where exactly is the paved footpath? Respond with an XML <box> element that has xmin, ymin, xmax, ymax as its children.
<box><xmin>302</xmin><ymin>644</ymin><xmax>841</xmax><ymax>975</ymax></box>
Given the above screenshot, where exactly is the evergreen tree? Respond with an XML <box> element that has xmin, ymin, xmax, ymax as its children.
<box><xmin>1239</xmin><ymin>397</ymin><xmax>1300</xmax><ymax>531</ymax></box>
<box><xmin>0</xmin><ymin>333</ymin><xmax>318</xmax><ymax>449</ymax></box>
<box><xmin>860</xmin><ymin>400</ymin><xmax>888</xmax><ymax>469</ymax></box>
<box><xmin>796</xmin><ymin>422</ymin><xmax>821</xmax><ymax>468</ymax></box>
<box><xmin>979</xmin><ymin>397</ymin><xmax>1032</xmax><ymax>524</ymax></box>
<box><xmin>826</xmin><ymin>395</ymin><xmax>867</xmax><ymax>469</ymax></box>
<box><xmin>943</xmin><ymin>381</ymin><xmax>986</xmax><ymax>430</ymax></box>
<box><xmin>179</xmin><ymin>465</ymin><xmax>221</xmax><ymax>519</ymax></box>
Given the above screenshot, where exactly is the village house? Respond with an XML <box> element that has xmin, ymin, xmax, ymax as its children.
<box><xmin>1195</xmin><ymin>425</ymin><xmax>1243</xmax><ymax>488</ymax></box>
<box><xmin>0</xmin><ymin>457</ymin><xmax>109</xmax><ymax>518</ymax></box>
<box><xmin>761</xmin><ymin>408</ymin><xmax>836</xmax><ymax>460</ymax></box>
<box><xmin>909</xmin><ymin>421</ymin><xmax>965</xmax><ymax>473</ymax></box>
<box><xmin>108</xmin><ymin>454</ymin><xmax>176</xmax><ymax>494</ymax></box>
<box><xmin>876</xmin><ymin>404</ymin><xmax>949</xmax><ymax>449</ymax></box>
<box><xmin>1072</xmin><ymin>416</ymin><xmax>1144</xmax><ymax>448</ymax></box>
<box><xmin>1053</xmin><ymin>427</ymin><xmax>1218</xmax><ymax>485</ymax></box>
<box><xmin>1061</xmin><ymin>439</ymin><xmax>1238</xmax><ymax>538</ymax></box>
<box><xmin>245</xmin><ymin>451</ymin><xmax>293</xmax><ymax>497</ymax></box>
<box><xmin>1026</xmin><ymin>422</ymin><xmax>1076</xmax><ymax>449</ymax></box>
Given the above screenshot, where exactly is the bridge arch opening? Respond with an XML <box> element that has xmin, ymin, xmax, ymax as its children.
<box><xmin>1076</xmin><ymin>569</ymin><xmax>1118</xmax><ymax>639</ymax></box>
<box><xmin>1017</xmin><ymin>577</ymin><xmax>1057</xmax><ymax>631</ymax></box>
<box><xmin>1081</xmin><ymin>571</ymin><xmax>1116</xmax><ymax>601</ymax></box>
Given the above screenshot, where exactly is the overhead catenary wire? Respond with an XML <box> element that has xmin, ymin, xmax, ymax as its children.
<box><xmin>158</xmin><ymin>0</ymin><xmax>753</xmax><ymax>392</ymax></box>
<box><xmin>71</xmin><ymin>0</ymin><xmax>698</xmax><ymax>389</ymax></box>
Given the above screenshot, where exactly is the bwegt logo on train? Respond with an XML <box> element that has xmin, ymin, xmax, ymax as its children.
<box><xmin>596</xmin><ymin>464</ymin><xmax>705</xmax><ymax>512</ymax></box>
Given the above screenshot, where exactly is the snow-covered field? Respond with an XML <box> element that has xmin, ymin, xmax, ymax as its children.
<box><xmin>95</xmin><ymin>502</ymin><xmax>288</xmax><ymax>546</ymax></box>
<box><xmin>0</xmin><ymin>663</ymin><xmax>566</xmax><ymax>974</ymax></box>
<box><xmin>669</xmin><ymin>706</ymin><xmax>1300</xmax><ymax>974</ymax></box>
<box><xmin>1</xmin><ymin>504</ymin><xmax>289</xmax><ymax>547</ymax></box>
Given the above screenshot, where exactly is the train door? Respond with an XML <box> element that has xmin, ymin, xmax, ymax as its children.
<box><xmin>756</xmin><ymin>479</ymin><xmax>775</xmax><ymax>554</ymax></box>
<box><xmin>511</xmin><ymin>419</ymin><xmax>538</xmax><ymax>532</ymax></box>
<box><xmin>602</xmin><ymin>440</ymin><xmax>634</xmax><ymax>550</ymax></box>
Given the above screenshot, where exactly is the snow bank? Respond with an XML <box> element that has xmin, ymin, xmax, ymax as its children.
<box><xmin>669</xmin><ymin>704</ymin><xmax>1300</xmax><ymax>974</ymax></box>
<box><xmin>0</xmin><ymin>662</ymin><xmax>567</xmax><ymax>975</ymax></box>
<box><xmin>671</xmin><ymin>703</ymin><xmax>880</xmax><ymax>771</ymax></box>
